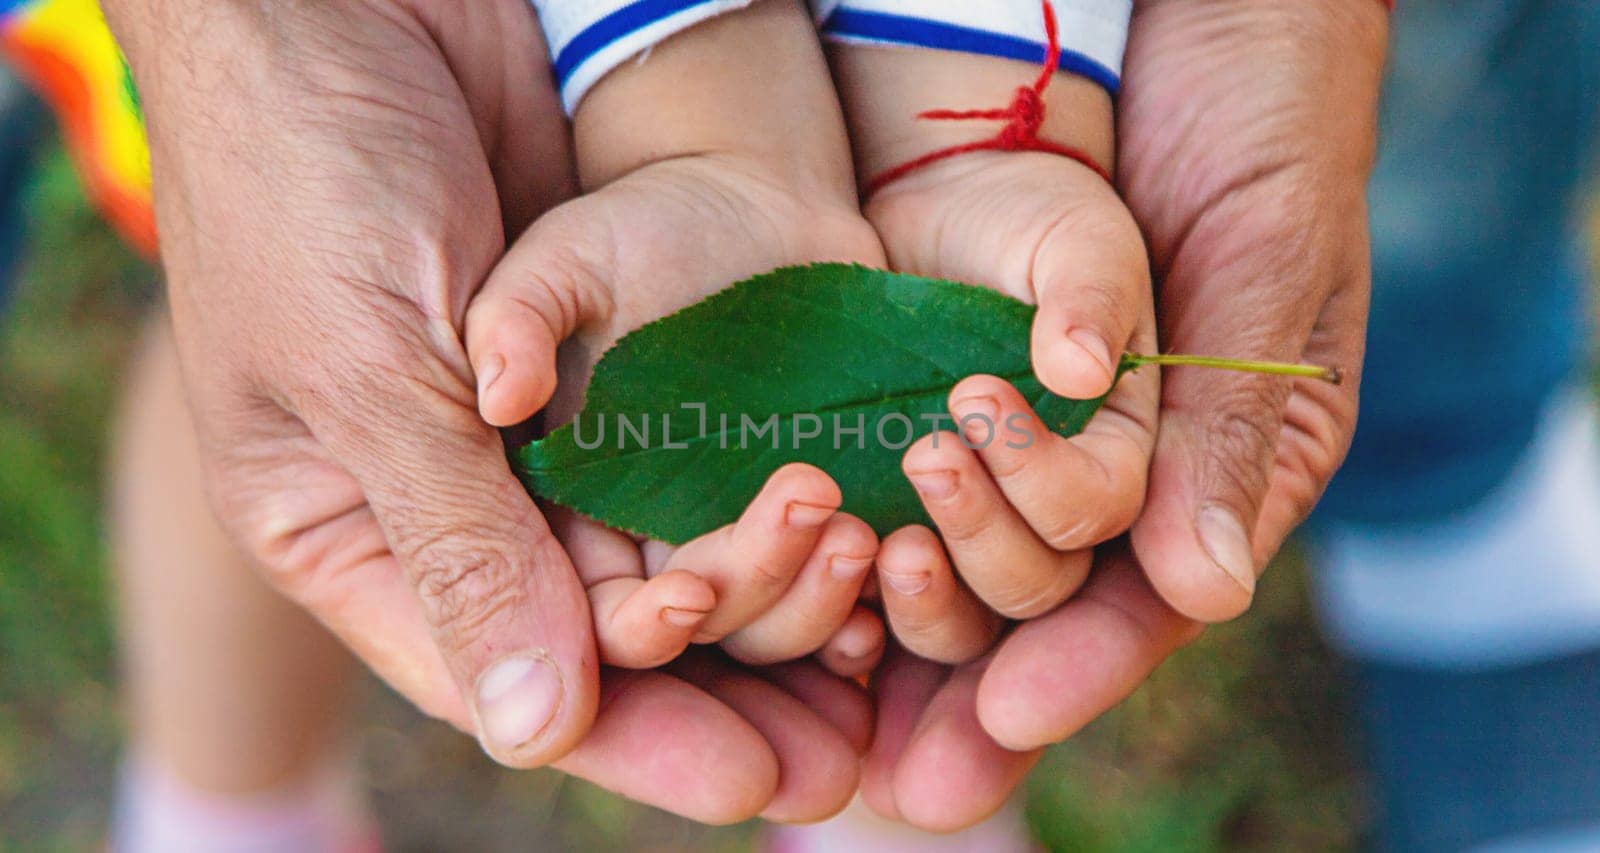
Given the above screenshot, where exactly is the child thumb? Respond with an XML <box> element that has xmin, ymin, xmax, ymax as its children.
<box><xmin>464</xmin><ymin>213</ymin><xmax>612</xmax><ymax>427</ymax></box>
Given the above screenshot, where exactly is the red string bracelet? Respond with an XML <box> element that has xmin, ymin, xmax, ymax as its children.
<box><xmin>865</xmin><ymin>0</ymin><xmax>1392</xmax><ymax>197</ymax></box>
<box><xmin>865</xmin><ymin>0</ymin><xmax>1111</xmax><ymax>198</ymax></box>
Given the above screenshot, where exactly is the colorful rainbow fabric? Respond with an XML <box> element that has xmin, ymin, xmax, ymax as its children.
<box><xmin>1</xmin><ymin>0</ymin><xmax>154</xmax><ymax>255</ymax></box>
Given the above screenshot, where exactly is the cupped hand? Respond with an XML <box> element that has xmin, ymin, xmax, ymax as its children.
<box><xmin>469</xmin><ymin>152</ymin><xmax>889</xmax><ymax>682</ymax></box>
<box><xmin>463</xmin><ymin>0</ymin><xmax>892</xmax><ymax>695</ymax></box>
<box><xmin>110</xmin><ymin>0</ymin><xmax>593</xmax><ymax>760</ymax></box>
<box><xmin>830</xmin><ymin>0</ymin><xmax>1387</xmax><ymax>830</ymax></box>
<box><xmin>831</xmin><ymin>43</ymin><xmax>1159</xmax><ymax>666</ymax></box>
<box><xmin>1118</xmin><ymin>0</ymin><xmax>1383</xmax><ymax>621</ymax></box>
<box><xmin>105</xmin><ymin>0</ymin><xmax>873</xmax><ymax>824</ymax></box>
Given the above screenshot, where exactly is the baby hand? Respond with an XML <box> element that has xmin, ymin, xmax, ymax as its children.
<box><xmin>831</xmin><ymin>40</ymin><xmax>1160</xmax><ymax>663</ymax></box>
<box><xmin>466</xmin><ymin>0</ymin><xmax>888</xmax><ymax>678</ymax></box>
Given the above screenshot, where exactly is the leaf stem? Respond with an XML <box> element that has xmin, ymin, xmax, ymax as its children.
<box><xmin>1123</xmin><ymin>353</ymin><xmax>1342</xmax><ymax>385</ymax></box>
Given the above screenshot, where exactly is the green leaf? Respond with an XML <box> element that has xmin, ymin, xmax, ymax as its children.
<box><xmin>514</xmin><ymin>264</ymin><xmax>1131</xmax><ymax>544</ymax></box>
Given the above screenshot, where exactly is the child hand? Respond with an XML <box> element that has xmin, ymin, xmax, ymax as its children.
<box><xmin>829</xmin><ymin>42</ymin><xmax>1160</xmax><ymax>664</ymax></box>
<box><xmin>467</xmin><ymin>0</ymin><xmax>888</xmax><ymax>676</ymax></box>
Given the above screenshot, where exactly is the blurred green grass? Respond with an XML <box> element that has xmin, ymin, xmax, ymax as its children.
<box><xmin>0</xmin><ymin>138</ymin><xmax>1366</xmax><ymax>851</ymax></box>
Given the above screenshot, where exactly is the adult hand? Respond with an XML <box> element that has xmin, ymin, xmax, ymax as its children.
<box><xmin>838</xmin><ymin>0</ymin><xmax>1388</xmax><ymax>829</ymax></box>
<box><xmin>106</xmin><ymin>0</ymin><xmax>588</xmax><ymax>759</ymax></box>
<box><xmin>104</xmin><ymin>0</ymin><xmax>871</xmax><ymax>823</ymax></box>
<box><xmin>1118</xmin><ymin>0</ymin><xmax>1383</xmax><ymax>622</ymax></box>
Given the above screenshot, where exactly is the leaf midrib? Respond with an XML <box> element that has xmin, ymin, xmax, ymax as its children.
<box><xmin>522</xmin><ymin>366</ymin><xmax>1041</xmax><ymax>474</ymax></box>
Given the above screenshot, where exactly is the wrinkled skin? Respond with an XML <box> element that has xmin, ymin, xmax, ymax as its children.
<box><xmin>852</xmin><ymin>0</ymin><xmax>1385</xmax><ymax>829</ymax></box>
<box><xmin>104</xmin><ymin>0</ymin><xmax>1384</xmax><ymax>831</ymax></box>
<box><xmin>105</xmin><ymin>0</ymin><xmax>872</xmax><ymax>824</ymax></box>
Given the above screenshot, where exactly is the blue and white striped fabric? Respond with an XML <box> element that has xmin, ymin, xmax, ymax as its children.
<box><xmin>814</xmin><ymin>1</ymin><xmax>1129</xmax><ymax>95</ymax></box>
<box><xmin>532</xmin><ymin>0</ymin><xmax>758</xmax><ymax>113</ymax></box>
<box><xmin>531</xmin><ymin>0</ymin><xmax>1131</xmax><ymax>113</ymax></box>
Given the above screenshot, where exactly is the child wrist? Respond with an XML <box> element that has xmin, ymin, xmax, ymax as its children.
<box><xmin>832</xmin><ymin>44</ymin><xmax>1114</xmax><ymax>195</ymax></box>
<box><xmin>571</xmin><ymin>0</ymin><xmax>856</xmax><ymax>200</ymax></box>
<box><xmin>813</xmin><ymin>0</ymin><xmax>1130</xmax><ymax>98</ymax></box>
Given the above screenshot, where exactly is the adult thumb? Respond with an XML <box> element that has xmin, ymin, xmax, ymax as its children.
<box><xmin>295</xmin><ymin>349</ymin><xmax>600</xmax><ymax>768</ymax></box>
<box><xmin>1127</xmin><ymin>194</ymin><xmax>1363</xmax><ymax>623</ymax></box>
<box><xmin>1129</xmin><ymin>362</ymin><xmax>1286</xmax><ymax>622</ymax></box>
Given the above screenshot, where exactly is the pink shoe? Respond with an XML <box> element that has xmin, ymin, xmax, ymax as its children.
<box><xmin>111</xmin><ymin>751</ymin><xmax>382</xmax><ymax>853</ymax></box>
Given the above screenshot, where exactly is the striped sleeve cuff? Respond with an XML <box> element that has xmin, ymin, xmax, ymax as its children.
<box><xmin>532</xmin><ymin>0</ymin><xmax>756</xmax><ymax>113</ymax></box>
<box><xmin>814</xmin><ymin>0</ymin><xmax>1130</xmax><ymax>95</ymax></box>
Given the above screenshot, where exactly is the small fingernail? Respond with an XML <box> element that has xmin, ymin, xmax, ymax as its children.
<box><xmin>475</xmin><ymin>652</ymin><xmax>562</xmax><ymax>755</ymax></box>
<box><xmin>829</xmin><ymin>555</ymin><xmax>874</xmax><ymax>582</ymax></box>
<box><xmin>1197</xmin><ymin>505</ymin><xmax>1257</xmax><ymax>595</ymax></box>
<box><xmin>662</xmin><ymin>606</ymin><xmax>709</xmax><ymax>628</ymax></box>
<box><xmin>908</xmin><ymin>471</ymin><xmax>958</xmax><ymax>501</ymax></box>
<box><xmin>835</xmin><ymin>628</ymin><xmax>877</xmax><ymax>659</ymax></box>
<box><xmin>882</xmin><ymin>570</ymin><xmax>931</xmax><ymax>596</ymax></box>
<box><xmin>1066</xmin><ymin>328</ymin><xmax>1114</xmax><ymax>377</ymax></box>
<box><xmin>953</xmin><ymin>396</ymin><xmax>1000</xmax><ymax>445</ymax></box>
<box><xmin>476</xmin><ymin>353</ymin><xmax>506</xmax><ymax>401</ymax></box>
<box><xmin>953</xmin><ymin>394</ymin><xmax>999</xmax><ymax>423</ymax></box>
<box><xmin>786</xmin><ymin>501</ymin><xmax>835</xmax><ymax>528</ymax></box>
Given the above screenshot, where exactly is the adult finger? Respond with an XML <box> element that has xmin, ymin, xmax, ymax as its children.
<box><xmin>554</xmin><ymin>662</ymin><xmax>873</xmax><ymax>826</ymax></box>
<box><xmin>1254</xmin><ymin>267</ymin><xmax>1368</xmax><ymax>562</ymax></box>
<box><xmin>158</xmin><ymin>327</ymin><xmax>472</xmax><ymax>729</ymax></box>
<box><xmin>552</xmin><ymin>668</ymin><xmax>778</xmax><ymax>824</ymax></box>
<box><xmin>889</xmin><ymin>662</ymin><xmax>1041</xmax><ymax>832</ymax></box>
<box><xmin>761</xmin><ymin>659</ymin><xmax>876</xmax><ymax>755</ymax></box>
<box><xmin>860</xmin><ymin>645</ymin><xmax>948</xmax><ymax>821</ymax></box>
<box><xmin>862</xmin><ymin>550</ymin><xmax>1198</xmax><ymax>831</ymax></box>
<box><xmin>672</xmin><ymin>654</ymin><xmax>862</xmax><ymax>824</ymax></box>
<box><xmin>977</xmin><ymin>543</ymin><xmax>1202</xmax><ymax>750</ymax></box>
<box><xmin>292</xmin><ymin>339</ymin><xmax>598</xmax><ymax>770</ymax></box>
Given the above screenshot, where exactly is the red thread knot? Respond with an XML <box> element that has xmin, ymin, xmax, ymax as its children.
<box><xmin>865</xmin><ymin>0</ymin><xmax>1111</xmax><ymax>197</ymax></box>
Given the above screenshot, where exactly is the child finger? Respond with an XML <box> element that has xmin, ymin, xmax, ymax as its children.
<box><xmin>587</xmin><ymin>570</ymin><xmax>716</xmax><ymax>668</ymax></box>
<box><xmin>556</xmin><ymin>509</ymin><xmax>714</xmax><ymax>667</ymax></box>
<box><xmin>816</xmin><ymin>606</ymin><xmax>887</xmax><ymax>679</ymax></box>
<box><xmin>721</xmin><ymin>514</ymin><xmax>878</xmax><ymax>665</ymax></box>
<box><xmin>877</xmin><ymin>525</ymin><xmax>1004</xmax><ymax>664</ymax></box>
<box><xmin>551</xmin><ymin>508</ymin><xmax>645</xmax><ymax>585</ymax></box>
<box><xmin>640</xmin><ymin>539</ymin><xmax>674</xmax><ymax>577</ymax></box>
<box><xmin>903</xmin><ymin>428</ymin><xmax>1091</xmax><ymax>619</ymax></box>
<box><xmin>662</xmin><ymin>463</ymin><xmax>842</xmax><ymax>641</ymax></box>
<box><xmin>949</xmin><ymin>375</ymin><xmax>1149</xmax><ymax>552</ymax></box>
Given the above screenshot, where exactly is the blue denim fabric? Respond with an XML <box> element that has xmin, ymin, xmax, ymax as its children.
<box><xmin>1307</xmin><ymin>5</ymin><xmax>1600</xmax><ymax>849</ymax></box>
<box><xmin>1317</xmin><ymin>0</ymin><xmax>1600</xmax><ymax>525</ymax></box>
<box><xmin>1353</xmin><ymin>649</ymin><xmax>1600</xmax><ymax>852</ymax></box>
